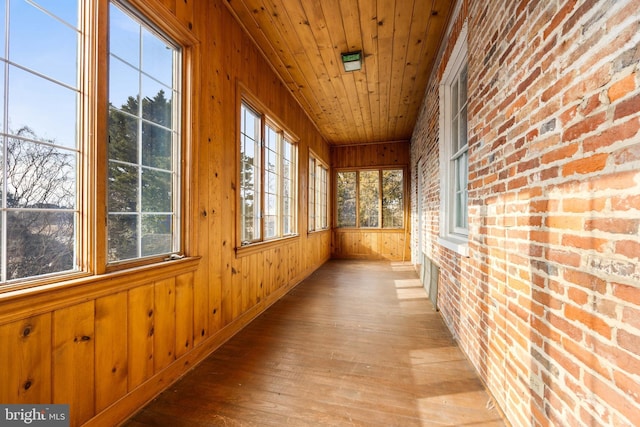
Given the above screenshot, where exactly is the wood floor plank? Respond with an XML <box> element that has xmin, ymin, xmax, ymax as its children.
<box><xmin>123</xmin><ymin>260</ymin><xmax>504</xmax><ymax>426</ymax></box>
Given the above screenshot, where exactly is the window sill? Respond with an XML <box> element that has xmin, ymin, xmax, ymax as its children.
<box><xmin>438</xmin><ymin>235</ymin><xmax>469</xmax><ymax>257</ymax></box>
<box><xmin>0</xmin><ymin>256</ymin><xmax>201</xmax><ymax>325</ymax></box>
<box><xmin>235</xmin><ymin>234</ymin><xmax>300</xmax><ymax>258</ymax></box>
<box><xmin>334</xmin><ymin>227</ymin><xmax>406</xmax><ymax>233</ymax></box>
<box><xmin>307</xmin><ymin>228</ymin><xmax>331</xmax><ymax>235</ymax></box>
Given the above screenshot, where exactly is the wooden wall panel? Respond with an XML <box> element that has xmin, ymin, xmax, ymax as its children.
<box><xmin>53</xmin><ymin>302</ymin><xmax>95</xmax><ymax>426</ymax></box>
<box><xmin>0</xmin><ymin>314</ymin><xmax>51</xmax><ymax>404</ymax></box>
<box><xmin>95</xmin><ymin>292</ymin><xmax>128</xmax><ymax>412</ymax></box>
<box><xmin>153</xmin><ymin>278</ymin><xmax>176</xmax><ymax>372</ymax></box>
<box><xmin>174</xmin><ymin>272</ymin><xmax>194</xmax><ymax>358</ymax></box>
<box><xmin>127</xmin><ymin>284</ymin><xmax>155</xmax><ymax>390</ymax></box>
<box><xmin>331</xmin><ymin>141</ymin><xmax>410</xmax><ymax>168</ymax></box>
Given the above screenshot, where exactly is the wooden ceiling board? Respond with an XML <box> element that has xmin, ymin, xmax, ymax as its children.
<box><xmin>224</xmin><ymin>0</ymin><xmax>454</xmax><ymax>146</ymax></box>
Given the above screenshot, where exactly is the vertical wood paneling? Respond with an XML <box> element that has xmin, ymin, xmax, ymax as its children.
<box><xmin>175</xmin><ymin>272</ymin><xmax>194</xmax><ymax>358</ymax></box>
<box><xmin>0</xmin><ymin>314</ymin><xmax>51</xmax><ymax>404</ymax></box>
<box><xmin>53</xmin><ymin>302</ymin><xmax>95</xmax><ymax>427</ymax></box>
<box><xmin>95</xmin><ymin>292</ymin><xmax>128</xmax><ymax>412</ymax></box>
<box><xmin>153</xmin><ymin>278</ymin><xmax>176</xmax><ymax>372</ymax></box>
<box><xmin>0</xmin><ymin>1</ymin><xmax>332</xmax><ymax>426</ymax></box>
<box><xmin>127</xmin><ymin>284</ymin><xmax>154</xmax><ymax>390</ymax></box>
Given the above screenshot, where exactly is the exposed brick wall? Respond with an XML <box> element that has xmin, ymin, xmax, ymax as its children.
<box><xmin>410</xmin><ymin>0</ymin><xmax>640</xmax><ymax>426</ymax></box>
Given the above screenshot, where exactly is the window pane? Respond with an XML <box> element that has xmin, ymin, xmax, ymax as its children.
<box><xmin>109</xmin><ymin>56</ymin><xmax>140</xmax><ymax>111</ymax></box>
<box><xmin>142</xmin><ymin>27</ymin><xmax>173</xmax><ymax>86</ymax></box>
<box><xmin>336</xmin><ymin>171</ymin><xmax>356</xmax><ymax>227</ymax></box>
<box><xmin>6</xmin><ymin>137</ymin><xmax>76</xmax><ymax>209</ymax></box>
<box><xmin>108</xmin><ymin>214</ymin><xmax>138</xmax><ymax>261</ymax></box>
<box><xmin>382</xmin><ymin>170</ymin><xmax>403</xmax><ymax>228</ymax></box>
<box><xmin>31</xmin><ymin>0</ymin><xmax>77</xmax><ymax>26</ymax></box>
<box><xmin>318</xmin><ymin>166</ymin><xmax>328</xmax><ymax>229</ymax></box>
<box><xmin>460</xmin><ymin>105</ymin><xmax>468</xmax><ymax>148</ymax></box>
<box><xmin>451</xmin><ymin>81</ymin><xmax>458</xmax><ymax>119</ymax></box>
<box><xmin>7</xmin><ymin>210</ymin><xmax>75</xmax><ymax>281</ymax></box>
<box><xmin>142</xmin><ymin>122</ymin><xmax>172</xmax><ymax>169</ymax></box>
<box><xmin>454</xmin><ymin>152</ymin><xmax>468</xmax><ymax>229</ymax></box>
<box><xmin>8</xmin><ymin>66</ymin><xmax>77</xmax><ymax>148</ymax></box>
<box><xmin>108</xmin><ymin>162</ymin><xmax>138</xmax><ymax>212</ymax></box>
<box><xmin>308</xmin><ymin>157</ymin><xmax>315</xmax><ymax>231</ymax></box>
<box><xmin>460</xmin><ymin>64</ymin><xmax>468</xmax><ymax>104</ymax></box>
<box><xmin>240</xmin><ymin>103</ymin><xmax>261</xmax><ymax>243</ymax></box>
<box><xmin>141</xmin><ymin>214</ymin><xmax>172</xmax><ymax>256</ymax></box>
<box><xmin>10</xmin><ymin>0</ymin><xmax>78</xmax><ymax>87</ymax></box>
<box><xmin>109</xmin><ymin>3</ymin><xmax>140</xmax><ymax>67</ymax></box>
<box><xmin>108</xmin><ymin>1</ymin><xmax>181</xmax><ymax>261</ymax></box>
<box><xmin>109</xmin><ymin>109</ymin><xmax>138</xmax><ymax>163</ymax></box>
<box><xmin>1</xmin><ymin>0</ymin><xmax>80</xmax><ymax>283</ymax></box>
<box><xmin>141</xmin><ymin>168</ymin><xmax>172</xmax><ymax>212</ymax></box>
<box><xmin>359</xmin><ymin>170</ymin><xmax>380</xmax><ymax>227</ymax></box>
<box><xmin>142</xmin><ymin>76</ymin><xmax>172</xmax><ymax>127</ymax></box>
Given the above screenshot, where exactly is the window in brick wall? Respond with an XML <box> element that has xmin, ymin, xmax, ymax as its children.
<box><xmin>438</xmin><ymin>23</ymin><xmax>469</xmax><ymax>257</ymax></box>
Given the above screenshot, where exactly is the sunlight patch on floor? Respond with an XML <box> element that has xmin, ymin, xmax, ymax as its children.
<box><xmin>416</xmin><ymin>390</ymin><xmax>503</xmax><ymax>426</ymax></box>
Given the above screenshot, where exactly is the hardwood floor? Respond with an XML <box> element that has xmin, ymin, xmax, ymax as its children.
<box><xmin>123</xmin><ymin>260</ymin><xmax>505</xmax><ymax>426</ymax></box>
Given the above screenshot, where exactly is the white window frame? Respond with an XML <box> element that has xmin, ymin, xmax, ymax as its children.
<box><xmin>438</xmin><ymin>22</ymin><xmax>469</xmax><ymax>257</ymax></box>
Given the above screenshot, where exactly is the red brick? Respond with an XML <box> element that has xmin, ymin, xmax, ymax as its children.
<box><xmin>585</xmin><ymin>218</ymin><xmax>639</xmax><ymax>234</ymax></box>
<box><xmin>564</xmin><ymin>112</ymin><xmax>608</xmax><ymax>142</ymax></box>
<box><xmin>585</xmin><ymin>170</ymin><xmax>638</xmax><ymax>191</ymax></box>
<box><xmin>562</xmin><ymin>234</ymin><xmax>608</xmax><ymax>252</ymax></box>
<box><xmin>563</xmin><ymin>269</ymin><xmax>607</xmax><ymax>293</ymax></box>
<box><xmin>582</xmin><ymin>372</ymin><xmax>640</xmax><ymax>426</ymax></box>
<box><xmin>586</xmin><ymin>334</ymin><xmax>640</xmax><ymax>387</ymax></box>
<box><xmin>506</xmin><ymin>95</ymin><xmax>527</xmax><ymax>119</ymax></box>
<box><xmin>562</xmin><ymin>152</ymin><xmax>609</xmax><ymax>176</ymax></box>
<box><xmin>531</xmin><ymin>229</ymin><xmax>561</xmax><ymax>245</ymax></box>
<box><xmin>613</xmin><ymin>370</ymin><xmax>640</xmax><ymax>405</ymax></box>
<box><xmin>541</xmin><ymin>142</ymin><xmax>579</xmax><ymax>164</ymax></box>
<box><xmin>622</xmin><ymin>307</ymin><xmax>640</xmax><ymax>330</ymax></box>
<box><xmin>546</xmin><ymin>248</ymin><xmax>581</xmax><ymax>267</ymax></box>
<box><xmin>614</xmin><ymin>92</ymin><xmax>640</xmax><ymax>121</ymax></box>
<box><xmin>612</xmin><ymin>283</ymin><xmax>640</xmax><ymax>305</ymax></box>
<box><xmin>580</xmin><ymin>93</ymin><xmax>602</xmax><ymax>117</ymax></box>
<box><xmin>518</xmin><ymin>67</ymin><xmax>541</xmax><ymax>95</ymax></box>
<box><xmin>608</xmin><ymin>73</ymin><xmax>637</xmax><ymax>103</ymax></box>
<box><xmin>565</xmin><ymin>304</ymin><xmax>612</xmax><ymax>339</ymax></box>
<box><xmin>613</xmin><ymin>143</ymin><xmax>640</xmax><ymax>164</ymax></box>
<box><xmin>544</xmin><ymin>0</ymin><xmax>578</xmax><ymax>39</ymax></box>
<box><xmin>583</xmin><ymin>117</ymin><xmax>640</xmax><ymax>152</ymax></box>
<box><xmin>612</xmin><ymin>194</ymin><xmax>640</xmax><ymax>211</ymax></box>
<box><xmin>563</xmin><ymin>336</ymin><xmax>609</xmax><ymax>377</ymax></box>
<box><xmin>567</xmin><ymin>287</ymin><xmax>588</xmax><ymax>305</ymax></box>
<box><xmin>561</xmin><ymin>0</ymin><xmax>598</xmax><ymax>36</ymax></box>
<box><xmin>618</xmin><ymin>329</ymin><xmax>640</xmax><ymax>356</ymax></box>
<box><xmin>547</xmin><ymin>311</ymin><xmax>584</xmax><ymax>342</ymax></box>
<box><xmin>545</xmin><ymin>341</ymin><xmax>581</xmax><ymax>379</ymax></box>
<box><xmin>615</xmin><ymin>239</ymin><xmax>640</xmax><ymax>260</ymax></box>
<box><xmin>545</xmin><ymin>215</ymin><xmax>583</xmax><ymax>230</ymax></box>
<box><xmin>561</xmin><ymin>197</ymin><xmax>607</xmax><ymax>213</ymax></box>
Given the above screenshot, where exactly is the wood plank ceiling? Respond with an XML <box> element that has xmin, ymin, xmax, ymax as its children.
<box><xmin>224</xmin><ymin>0</ymin><xmax>454</xmax><ymax>146</ymax></box>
